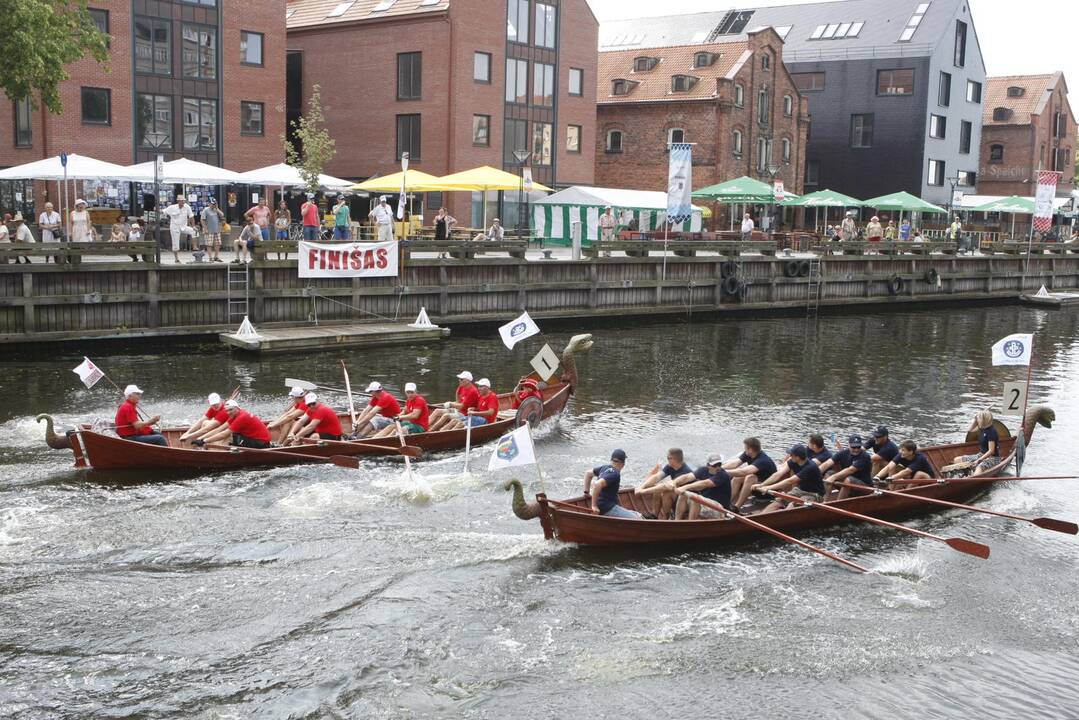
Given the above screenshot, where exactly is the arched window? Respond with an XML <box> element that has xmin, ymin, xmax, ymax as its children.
<box><xmin>762</xmin><ymin>54</ymin><xmax>771</xmax><ymax>70</ymax></box>
<box><xmin>989</xmin><ymin>144</ymin><xmax>1004</xmax><ymax>163</ymax></box>
<box><xmin>667</xmin><ymin>128</ymin><xmax>685</xmax><ymax>145</ymax></box>
<box><xmin>783</xmin><ymin>94</ymin><xmax>793</xmax><ymax>117</ymax></box>
<box><xmin>606</xmin><ymin>129</ymin><xmax>623</xmax><ymax>153</ymax></box>
<box><xmin>758</xmin><ymin>86</ymin><xmax>770</xmax><ymax>124</ymax></box>
<box><xmin>732</xmin><ymin>129</ymin><xmax>743</xmax><ymax>156</ymax></box>
<box><xmin>782</xmin><ymin>137</ymin><xmax>791</xmax><ymax>162</ymax></box>
<box><xmin>734</xmin><ymin>84</ymin><xmax>744</xmax><ymax>107</ymax></box>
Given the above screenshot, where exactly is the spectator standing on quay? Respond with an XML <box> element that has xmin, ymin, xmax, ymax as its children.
<box><xmin>300</xmin><ymin>193</ymin><xmax>321</xmax><ymax>241</ymax></box>
<box><xmin>274</xmin><ymin>200</ymin><xmax>291</xmax><ymax>259</ymax></box>
<box><xmin>866</xmin><ymin>216</ymin><xmax>884</xmax><ymax>243</ymax></box>
<box><xmin>599</xmin><ymin>206</ymin><xmax>618</xmax><ymax>243</ymax></box>
<box><xmin>332</xmin><ymin>195</ymin><xmax>352</xmax><ymax>240</ymax></box>
<box><xmin>13</xmin><ymin>213</ymin><xmax>35</xmax><ymax>260</ymax></box>
<box><xmin>200</xmin><ymin>198</ymin><xmax>225</xmax><ymax>263</ymax></box>
<box><xmin>740</xmin><ymin>212</ymin><xmax>754</xmax><ymax>241</ymax></box>
<box><xmin>69</xmin><ymin>199</ymin><xmax>97</xmax><ymax>265</ymax></box>
<box><xmin>434</xmin><ymin>207</ymin><xmax>456</xmax><ymax>243</ymax></box>
<box><xmin>127</xmin><ymin>221</ymin><xmax>150</xmax><ymax>263</ymax></box>
<box><xmin>884</xmin><ymin>219</ymin><xmax>897</xmax><ymax>241</ymax></box>
<box><xmin>245</xmin><ymin>198</ymin><xmax>272</xmax><ymax>242</ymax></box>
<box><xmin>949</xmin><ymin>215</ymin><xmax>966</xmax><ymax>254</ymax></box>
<box><xmin>369</xmin><ymin>195</ymin><xmax>395</xmax><ymax>242</ymax></box>
<box><xmin>899</xmin><ymin>217</ymin><xmax>912</xmax><ymax>241</ymax></box>
<box><xmin>38</xmin><ymin>202</ymin><xmax>64</xmax><ymax>263</ymax></box>
<box><xmin>163</xmin><ymin>195</ymin><xmax>195</xmax><ymax>265</ymax></box>
<box><xmin>840</xmin><ymin>211</ymin><xmax>857</xmax><ymax>242</ymax></box>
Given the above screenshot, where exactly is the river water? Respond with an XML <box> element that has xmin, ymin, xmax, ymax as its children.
<box><xmin>2</xmin><ymin>305</ymin><xmax>1078</xmax><ymax>719</ymax></box>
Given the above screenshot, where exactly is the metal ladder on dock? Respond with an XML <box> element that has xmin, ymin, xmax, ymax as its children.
<box><xmin>806</xmin><ymin>256</ymin><xmax>823</xmax><ymax>316</ymax></box>
<box><xmin>226</xmin><ymin>263</ymin><xmax>250</xmax><ymax>329</ymax></box>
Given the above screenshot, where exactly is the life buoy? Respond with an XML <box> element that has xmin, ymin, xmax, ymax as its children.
<box><xmin>721</xmin><ymin>260</ymin><xmax>737</xmax><ymax>277</ymax></box>
<box><xmin>723</xmin><ymin>274</ymin><xmax>743</xmax><ymax>296</ymax></box>
<box><xmin>888</xmin><ymin>275</ymin><xmax>903</xmax><ymax>295</ymax></box>
<box><xmin>798</xmin><ymin>260</ymin><xmax>811</xmax><ymax>277</ymax></box>
<box><xmin>783</xmin><ymin>260</ymin><xmax>800</xmax><ymax>277</ymax></box>
<box><xmin>924</xmin><ymin>268</ymin><xmax>940</xmax><ymax>284</ymax></box>
<box><xmin>514</xmin><ymin>396</ymin><xmax>544</xmax><ymax>428</ymax></box>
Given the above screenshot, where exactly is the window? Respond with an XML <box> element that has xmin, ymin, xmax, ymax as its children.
<box><xmin>929</xmin><ymin>114</ymin><xmax>946</xmax><ymax>139</ymax></box>
<box><xmin>927</xmin><ymin>159</ymin><xmax>945</xmax><ymax>186</ymax></box>
<box><xmin>567</xmin><ymin>124</ymin><xmax>581</xmax><ymax>153</ymax></box>
<box><xmin>633</xmin><ymin>56</ymin><xmax>658</xmax><ymax>72</ymax></box>
<box><xmin>605</xmin><ymin>129</ymin><xmax>623</xmax><ymax>153</ymax></box>
<box><xmin>734</xmin><ymin>84</ymin><xmax>744</xmax><ymax>107</ymax></box>
<box><xmin>877</xmin><ymin>68</ymin><xmax>914</xmax><ymax>96</ymax></box>
<box><xmin>756</xmin><ymin>137</ymin><xmax>771</xmax><ymax>172</ymax></box>
<box><xmin>568</xmin><ymin>67</ymin><xmax>583</xmax><ymax>96</ymax></box>
<box><xmin>782</xmin><ymin>137</ymin><xmax>791</xmax><ymax>162</ymax></box>
<box><xmin>472</xmin><ymin>114</ymin><xmax>490</xmax><ymax>146</ymax></box>
<box><xmin>533</xmin><ymin>62</ymin><xmax>554</xmax><ymax>106</ymax></box>
<box><xmin>671</xmin><ymin>75</ymin><xmax>697</xmax><ymax>92</ymax></box>
<box><xmin>1007</xmin><ymin>86</ymin><xmax>1025</xmax><ymax>98</ymax></box>
<box><xmin>507</xmin><ymin>0</ymin><xmax>529</xmax><ymax>43</ymax></box>
<box><xmin>850</xmin><ymin>114</ymin><xmax>873</xmax><ymax>148</ymax></box>
<box><xmin>938</xmin><ymin>71</ymin><xmax>951</xmax><ymax>107</ymax></box>
<box><xmin>474</xmin><ymin>52</ymin><xmax>491</xmax><ymax>83</ymax></box>
<box><xmin>757</xmin><ymin>87</ymin><xmax>769</xmax><ymax>124</ymax></box>
<box><xmin>183</xmin><ymin>98</ymin><xmax>217</xmax><ymax>150</ymax></box>
<box><xmin>783</xmin><ymin>94</ymin><xmax>793</xmax><ymax>117</ymax></box>
<box><xmin>89</xmin><ymin>8</ymin><xmax>109</xmax><ymax>46</ymax></box>
<box><xmin>327</xmin><ymin>1</ymin><xmax>355</xmax><ymax>17</ymax></box>
<box><xmin>821</xmin><ymin>23</ymin><xmax>840</xmax><ymax>39</ymax></box>
<box><xmin>14</xmin><ymin>98</ymin><xmax>32</xmax><ymax>147</ymax></box>
<box><xmin>992</xmin><ymin>107</ymin><xmax>1012</xmax><ymax>122</ymax></box>
<box><xmin>954</xmin><ymin>20</ymin><xmax>967</xmax><ymax>67</ymax></box>
<box><xmin>732</xmin><ymin>129</ymin><xmax>743</xmax><ymax>156</ymax></box>
<box><xmin>504</xmin><ymin>118</ymin><xmax>528</xmax><ymax>163</ymax></box>
<box><xmin>611</xmin><ymin>79</ymin><xmax>632</xmax><ymax>96</ymax></box>
<box><xmin>806</xmin><ymin>159</ymin><xmax>820</xmax><ymax>187</ymax></box>
<box><xmin>694</xmin><ymin>52</ymin><xmax>715</xmax><ymax>68</ymax></box>
<box><xmin>667</xmin><ymin>128</ymin><xmax>685</xmax><ymax>145</ymax></box>
<box><xmin>535</xmin><ymin>3</ymin><xmax>556</xmax><ymax>48</ymax></box>
<box><xmin>966</xmin><ymin>80</ymin><xmax>982</xmax><ymax>103</ymax></box>
<box><xmin>241</xmin><ymin>101</ymin><xmax>263</xmax><ymax>135</ymax></box>
<box><xmin>959</xmin><ymin>120</ymin><xmax>972</xmax><ymax>154</ymax></box>
<box><xmin>1054</xmin><ymin>111</ymin><xmax>1066</xmax><ymax>138</ymax></box>
<box><xmin>989</xmin><ymin>144</ymin><xmax>1003</xmax><ymax>163</ymax></box>
<box><xmin>397</xmin><ymin>52</ymin><xmax>422</xmax><ymax>100</ymax></box>
<box><xmin>715</xmin><ymin>10</ymin><xmax>754</xmax><ymax>34</ymax></box>
<box><xmin>532</xmin><ymin>121</ymin><xmax>552</xmax><ymax>165</ymax></box>
<box><xmin>136</xmin><ymin>94</ymin><xmax>171</xmax><ymax>148</ymax></box>
<box><xmin>80</xmin><ymin>87</ymin><xmax>110</xmax><ymax>125</ymax></box>
<box><xmin>898</xmin><ymin>2</ymin><xmax>929</xmax><ymax>42</ymax></box>
<box><xmin>396</xmin><ymin>113</ymin><xmax>421</xmax><ymax>160</ymax></box>
<box><xmin>761</xmin><ymin>54</ymin><xmax>770</xmax><ymax>70</ymax></box>
<box><xmin>182</xmin><ymin>24</ymin><xmax>217</xmax><ymax>79</ymax></box>
<box><xmin>957</xmin><ymin>170</ymin><xmax>976</xmax><ymax>187</ymax></box>
<box><xmin>240</xmin><ymin>31</ymin><xmax>263</xmax><ymax>66</ymax></box>
<box><xmin>792</xmin><ymin>72</ymin><xmax>825</xmax><ymax>92</ymax></box>
<box><xmin>135</xmin><ymin>17</ymin><xmax>170</xmax><ymax>75</ymax></box>
<box><xmin>506</xmin><ymin>59</ymin><xmax>528</xmax><ymax>103</ymax></box>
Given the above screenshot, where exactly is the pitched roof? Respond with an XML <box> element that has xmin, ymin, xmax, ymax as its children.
<box><xmin>598</xmin><ymin>40</ymin><xmax>749</xmax><ymax>104</ymax></box>
<box><xmin>982</xmin><ymin>73</ymin><xmax>1058</xmax><ymax>125</ymax></box>
<box><xmin>600</xmin><ymin>0</ymin><xmax>964</xmax><ymax>62</ymax></box>
<box><xmin>286</xmin><ymin>0</ymin><xmax>448</xmax><ymax>31</ymax></box>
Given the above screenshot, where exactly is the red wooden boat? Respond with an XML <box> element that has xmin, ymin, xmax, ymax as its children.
<box><xmin>507</xmin><ymin>406</ymin><xmax>1056</xmax><ymax>548</ymax></box>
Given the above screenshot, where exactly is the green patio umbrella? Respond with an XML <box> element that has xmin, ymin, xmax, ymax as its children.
<box><xmin>781</xmin><ymin>189</ymin><xmax>864</xmax><ymax>234</ymax></box>
<box><xmin>693</xmin><ymin>176</ymin><xmax>783</xmax><ymax>230</ymax></box>
<box><xmin>974</xmin><ymin>196</ymin><xmax>1036</xmax><ymax>241</ymax></box>
<box><xmin>862</xmin><ymin>191</ymin><xmax>947</xmax><ymax>214</ymax></box>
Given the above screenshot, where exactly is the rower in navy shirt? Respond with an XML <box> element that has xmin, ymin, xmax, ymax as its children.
<box><xmin>759</xmin><ymin>444</ymin><xmax>825</xmax><ymax>512</ymax></box>
<box><xmin>584</xmin><ymin>449</ymin><xmax>642</xmax><ymax>519</ymax></box>
<box><xmin>725</xmin><ymin>437</ymin><xmax>777</xmax><ymax>511</ymax></box>
<box><xmin>672</xmin><ymin>453</ymin><xmax>731</xmax><ymax>520</ymax></box>
<box><xmin>808</xmin><ymin>433</ymin><xmax>833</xmax><ymax>465</ymax></box>
<box><xmin>866</xmin><ymin>425</ymin><xmax>899</xmax><ymax>475</ymax></box>
<box><xmin>636</xmin><ymin>447</ymin><xmax>695</xmax><ymax>519</ymax></box>
<box><xmin>875</xmin><ymin>440</ymin><xmax>934</xmax><ymax>488</ymax></box>
<box><xmin>952</xmin><ymin>410</ymin><xmax>1002</xmax><ymax>477</ymax></box>
<box><xmin>823</xmin><ymin>435</ymin><xmax>875</xmax><ymax>499</ymax></box>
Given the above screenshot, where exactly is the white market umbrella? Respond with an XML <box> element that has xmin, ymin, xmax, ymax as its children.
<box><xmin>233</xmin><ymin>163</ymin><xmax>352</xmax><ymax>191</ymax></box>
<box><xmin>0</xmin><ymin>153</ymin><xmax>136</xmax><ymax>181</ymax></box>
<box><xmin>124</xmin><ymin>157</ymin><xmax>240</xmax><ymax>185</ymax></box>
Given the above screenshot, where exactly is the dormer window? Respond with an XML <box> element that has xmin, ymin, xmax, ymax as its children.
<box><xmin>761</xmin><ymin>54</ymin><xmax>771</xmax><ymax>70</ymax></box>
<box><xmin>1006</xmin><ymin>86</ymin><xmax>1025</xmax><ymax>98</ymax></box>
<box><xmin>992</xmin><ymin>107</ymin><xmax>1013</xmax><ymax>122</ymax></box>
<box><xmin>671</xmin><ymin>75</ymin><xmax>699</xmax><ymax>93</ymax></box>
<box><xmin>694</xmin><ymin>52</ymin><xmax>716</xmax><ymax>68</ymax></box>
<box><xmin>633</xmin><ymin>56</ymin><xmax>659</xmax><ymax>72</ymax></box>
<box><xmin>612</xmin><ymin>79</ymin><xmax>636</xmax><ymax>96</ymax></box>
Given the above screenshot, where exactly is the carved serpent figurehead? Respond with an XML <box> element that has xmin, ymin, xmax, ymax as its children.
<box><xmin>559</xmin><ymin>333</ymin><xmax>594</xmax><ymax>389</ymax></box>
<box><xmin>1023</xmin><ymin>405</ymin><xmax>1055</xmax><ymax>443</ymax></box>
<box><xmin>503</xmin><ymin>479</ymin><xmax>540</xmax><ymax>520</ymax></box>
<box><xmin>37</xmin><ymin>414</ymin><xmax>72</xmax><ymax>450</ymax></box>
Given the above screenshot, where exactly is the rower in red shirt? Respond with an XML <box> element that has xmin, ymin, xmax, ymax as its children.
<box><xmin>442</xmin><ymin>377</ymin><xmax>500</xmax><ymax>430</ymax></box>
<box><xmin>268</xmin><ymin>387</ymin><xmax>308</xmax><ymax>436</ymax></box>
<box><xmin>180</xmin><ymin>392</ymin><xmax>229</xmax><ymax>443</ymax></box>
<box><xmin>353</xmin><ymin>381</ymin><xmax>402</xmax><ymax>437</ymax></box>
<box><xmin>198</xmin><ymin>400</ymin><xmax>272</xmax><ymax>449</ymax></box>
<box><xmin>114</xmin><ymin>384</ymin><xmax>166</xmax><ymax>446</ymax></box>
<box><xmin>511</xmin><ymin>378</ymin><xmax>543</xmax><ymax>409</ymax></box>
<box><xmin>428</xmin><ymin>370</ymin><xmax>481</xmax><ymax>432</ymax></box>
<box><xmin>376</xmin><ymin>382</ymin><xmax>429</xmax><ymax>437</ymax></box>
<box><xmin>290</xmin><ymin>392</ymin><xmax>345</xmax><ymax>443</ymax></box>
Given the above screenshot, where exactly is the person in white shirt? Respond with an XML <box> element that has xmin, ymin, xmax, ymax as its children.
<box><xmin>740</xmin><ymin>213</ymin><xmax>755</xmax><ymax>241</ymax></box>
<box><xmin>368</xmin><ymin>195</ymin><xmax>395</xmax><ymax>242</ymax></box>
<box><xmin>38</xmin><ymin>202</ymin><xmax>62</xmax><ymax>243</ymax></box>
<box><xmin>163</xmin><ymin>194</ymin><xmax>195</xmax><ymax>264</ymax></box>
<box><xmin>473</xmin><ymin>218</ymin><xmax>505</xmax><ymax>242</ymax></box>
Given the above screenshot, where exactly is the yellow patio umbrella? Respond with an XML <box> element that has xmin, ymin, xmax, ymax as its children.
<box><xmin>352</xmin><ymin>169</ymin><xmax>444</xmax><ymax>192</ymax></box>
<box><xmin>429</xmin><ymin>165</ymin><xmax>553</xmax><ymax>229</ymax></box>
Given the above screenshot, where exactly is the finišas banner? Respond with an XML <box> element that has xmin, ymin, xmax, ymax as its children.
<box><xmin>298</xmin><ymin>240</ymin><xmax>399</xmax><ymax>278</ymax></box>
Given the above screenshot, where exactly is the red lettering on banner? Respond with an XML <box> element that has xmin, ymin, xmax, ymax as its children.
<box><xmin>376</xmin><ymin>248</ymin><xmax>388</xmax><ymax>269</ymax></box>
<box><xmin>327</xmin><ymin>251</ymin><xmax>342</xmax><ymax>270</ymax></box>
<box><xmin>308</xmin><ymin>249</ymin><xmax>318</xmax><ymax>271</ymax></box>
<box><xmin>360</xmin><ymin>250</ymin><xmax>373</xmax><ymax>269</ymax></box>
<box><xmin>350</xmin><ymin>250</ymin><xmax>361</xmax><ymax>269</ymax></box>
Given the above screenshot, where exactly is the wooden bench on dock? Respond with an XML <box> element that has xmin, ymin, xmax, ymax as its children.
<box><xmin>0</xmin><ymin>241</ymin><xmax>158</xmax><ymax>265</ymax></box>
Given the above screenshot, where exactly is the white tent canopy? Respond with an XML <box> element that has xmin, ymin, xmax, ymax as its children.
<box><xmin>124</xmin><ymin>157</ymin><xmax>240</xmax><ymax>185</ymax></box>
<box><xmin>533</xmin><ymin>185</ymin><xmax>703</xmax><ymax>246</ymax></box>
<box><xmin>232</xmin><ymin>163</ymin><xmax>353</xmax><ymax>190</ymax></box>
<box><xmin>0</xmin><ymin>153</ymin><xmax>137</xmax><ymax>181</ymax></box>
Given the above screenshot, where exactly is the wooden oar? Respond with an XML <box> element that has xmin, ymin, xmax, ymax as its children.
<box><xmin>929</xmin><ymin>475</ymin><xmax>1079</xmax><ymax>483</ymax></box>
<box><xmin>200</xmin><ymin>439</ymin><xmax>422</xmax><ymax>459</ymax></box>
<box><xmin>836</xmin><ymin>481</ymin><xmax>1079</xmax><ymax>535</ymax></box>
<box><xmin>683</xmin><ymin>491</ymin><xmax>868</xmax><ymax>573</ymax></box>
<box><xmin>331</xmin><ymin>455</ymin><xmax>362</xmax><ymax>469</ymax></box>
<box><xmin>769</xmin><ymin>490</ymin><xmax>990</xmax><ymax>559</ymax></box>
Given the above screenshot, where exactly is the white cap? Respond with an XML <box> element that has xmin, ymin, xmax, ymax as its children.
<box><xmin>75</xmin><ymin>198</ymin><xmax>87</xmax><ymax>206</ymax></box>
<box><xmin>404</xmin><ymin>382</ymin><xmax>417</xmax><ymax>393</ymax></box>
<box><xmin>305</xmin><ymin>392</ymin><xmax>318</xmax><ymax>404</ymax></box>
<box><xmin>208</xmin><ymin>392</ymin><xmax>222</xmax><ymax>405</ymax></box>
<box><xmin>365</xmin><ymin>381</ymin><xmax>382</xmax><ymax>392</ymax></box>
<box><xmin>224</xmin><ymin>399</ymin><xmax>239</xmax><ymax>410</ymax></box>
<box><xmin>379</xmin><ymin>195</ymin><xmax>387</xmax><ymax>202</ymax></box>
<box><xmin>456</xmin><ymin>371</ymin><xmax>473</xmax><ymax>381</ymax></box>
<box><xmin>288</xmin><ymin>387</ymin><xmax>305</xmax><ymax>398</ymax></box>
<box><xmin>476</xmin><ymin>378</ymin><xmax>491</xmax><ymax>388</ymax></box>
<box><xmin>124</xmin><ymin>384</ymin><xmax>143</xmax><ymax>397</ymax></box>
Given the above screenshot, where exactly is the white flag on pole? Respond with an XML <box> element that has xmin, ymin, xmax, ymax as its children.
<box><xmin>488</xmin><ymin>425</ymin><xmax>537</xmax><ymax>470</ymax></box>
<box><xmin>991</xmin><ymin>333</ymin><xmax>1034</xmax><ymax>366</ymax></box>
<box><xmin>498</xmin><ymin>311</ymin><xmax>540</xmax><ymax>349</ymax></box>
<box><xmin>72</xmin><ymin>357</ymin><xmax>104</xmax><ymax>388</ymax></box>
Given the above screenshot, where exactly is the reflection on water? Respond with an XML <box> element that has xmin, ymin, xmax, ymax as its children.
<box><xmin>1</xmin><ymin>305</ymin><xmax>1079</xmax><ymax>719</ymax></box>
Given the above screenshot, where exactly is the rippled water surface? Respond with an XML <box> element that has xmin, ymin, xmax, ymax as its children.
<box><xmin>2</xmin><ymin>305</ymin><xmax>1079</xmax><ymax>719</ymax></box>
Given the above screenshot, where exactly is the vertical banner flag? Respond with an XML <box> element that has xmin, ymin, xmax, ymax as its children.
<box><xmin>498</xmin><ymin>311</ymin><xmax>540</xmax><ymax>349</ymax></box>
<box><xmin>773</xmin><ymin>180</ymin><xmax>785</xmax><ymax>203</ymax></box>
<box><xmin>667</xmin><ymin>143</ymin><xmax>693</xmax><ymax>225</ymax></box>
<box><xmin>397</xmin><ymin>152</ymin><xmax>409</xmax><ymax>220</ymax></box>
<box><xmin>991</xmin><ymin>333</ymin><xmax>1034</xmax><ymax>366</ymax></box>
<box><xmin>1033</xmin><ymin>170</ymin><xmax>1061</xmax><ymax>233</ymax></box>
<box><xmin>72</xmin><ymin>357</ymin><xmax>104</xmax><ymax>389</ymax></box>
<box><xmin>488</xmin><ymin>424</ymin><xmax>537</xmax><ymax>470</ymax></box>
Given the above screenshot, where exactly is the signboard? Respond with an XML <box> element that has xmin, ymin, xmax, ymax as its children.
<box><xmin>1000</xmin><ymin>381</ymin><xmax>1027</xmax><ymax>417</ymax></box>
<box><xmin>60</xmin><ymin>152</ymin><xmax>68</xmax><ymax>168</ymax></box>
<box><xmin>529</xmin><ymin>344</ymin><xmax>560</xmax><ymax>382</ymax></box>
<box><xmin>951</xmin><ymin>190</ymin><xmax>965</xmax><ymax>209</ymax></box>
<box><xmin>773</xmin><ymin>180</ymin><xmax>785</xmax><ymax>203</ymax></box>
<box><xmin>523</xmin><ymin>167</ymin><xmax>533</xmax><ymax>192</ymax></box>
<box><xmin>298</xmin><ymin>240</ymin><xmax>399</xmax><ymax>278</ymax></box>
<box><xmin>1033</xmin><ymin>170</ymin><xmax>1061</xmax><ymax>232</ymax></box>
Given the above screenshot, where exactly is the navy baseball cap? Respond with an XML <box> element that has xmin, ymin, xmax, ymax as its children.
<box><xmin>788</xmin><ymin>444</ymin><xmax>808</xmax><ymax>459</ymax></box>
<box><xmin>611</xmin><ymin>449</ymin><xmax>627</xmax><ymax>462</ymax></box>
<box><xmin>873</xmin><ymin>426</ymin><xmax>889</xmax><ymax>437</ymax></box>
<box><xmin>848</xmin><ymin>434</ymin><xmax>864</xmax><ymax>448</ymax></box>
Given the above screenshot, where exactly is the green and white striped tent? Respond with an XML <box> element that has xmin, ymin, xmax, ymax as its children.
<box><xmin>532</xmin><ymin>186</ymin><xmax>703</xmax><ymax>246</ymax></box>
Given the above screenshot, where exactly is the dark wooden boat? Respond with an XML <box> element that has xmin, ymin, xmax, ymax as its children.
<box><xmin>508</xmin><ymin>406</ymin><xmax>1055</xmax><ymax>548</ymax></box>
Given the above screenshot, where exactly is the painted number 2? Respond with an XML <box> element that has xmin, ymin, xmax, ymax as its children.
<box><xmin>1000</xmin><ymin>382</ymin><xmax>1026</xmax><ymax>417</ymax></box>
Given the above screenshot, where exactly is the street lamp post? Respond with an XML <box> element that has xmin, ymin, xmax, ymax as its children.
<box><xmin>947</xmin><ymin>171</ymin><xmax>964</xmax><ymax>252</ymax></box>
<box><xmin>144</xmin><ymin>132</ymin><xmax>169</xmax><ymax>264</ymax></box>
<box><xmin>513</xmin><ymin>148</ymin><xmax>531</xmax><ymax>241</ymax></box>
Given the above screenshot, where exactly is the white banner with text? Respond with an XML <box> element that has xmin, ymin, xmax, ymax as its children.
<box><xmin>298</xmin><ymin>240</ymin><xmax>399</xmax><ymax>278</ymax></box>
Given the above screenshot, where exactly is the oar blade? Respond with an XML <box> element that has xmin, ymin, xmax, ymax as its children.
<box><xmin>286</xmin><ymin>378</ymin><xmax>318</xmax><ymax>391</ymax></box>
<box><xmin>330</xmin><ymin>455</ymin><xmax>361</xmax><ymax>469</ymax></box>
<box><xmin>1032</xmin><ymin>517</ymin><xmax>1079</xmax><ymax>535</ymax></box>
<box><xmin>945</xmin><ymin>537</ymin><xmax>991</xmax><ymax>559</ymax></box>
<box><xmin>397</xmin><ymin>445</ymin><xmax>423</xmax><ymax>458</ymax></box>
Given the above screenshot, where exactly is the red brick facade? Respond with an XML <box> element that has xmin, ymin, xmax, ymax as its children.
<box><xmin>595</xmin><ymin>29</ymin><xmax>809</xmax><ymax>226</ymax></box>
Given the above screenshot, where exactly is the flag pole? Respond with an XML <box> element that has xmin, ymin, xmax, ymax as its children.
<box><xmin>1021</xmin><ymin>337</ymin><xmax>1035</xmax><ymax>421</ymax></box>
<box><xmin>90</xmin><ymin>362</ymin><xmax>150</xmax><ymax>421</ymax></box>
<box><xmin>463</xmin><ymin>410</ymin><xmax>474</xmax><ymax>475</ymax></box>
<box><xmin>527</xmin><ymin>422</ymin><xmax>545</xmax><ymax>494</ymax></box>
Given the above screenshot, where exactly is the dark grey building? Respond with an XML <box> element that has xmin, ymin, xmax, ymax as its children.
<box><xmin>602</xmin><ymin>0</ymin><xmax>986</xmax><ymax>206</ymax></box>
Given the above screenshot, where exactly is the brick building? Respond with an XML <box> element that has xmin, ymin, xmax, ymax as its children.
<box><xmin>978</xmin><ymin>72</ymin><xmax>1076</xmax><ymax>198</ymax></box>
<box><xmin>0</xmin><ymin>0</ymin><xmax>285</xmax><ymax>219</ymax></box>
<box><xmin>286</xmin><ymin>0</ymin><xmax>597</xmax><ymax>227</ymax></box>
<box><xmin>595</xmin><ymin>28</ymin><xmax>810</xmax><ymax>219</ymax></box>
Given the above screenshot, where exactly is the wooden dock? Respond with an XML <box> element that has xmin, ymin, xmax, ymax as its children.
<box><xmin>219</xmin><ymin>322</ymin><xmax>450</xmax><ymax>354</ymax></box>
<box><xmin>1019</xmin><ymin>291</ymin><xmax>1079</xmax><ymax>308</ymax></box>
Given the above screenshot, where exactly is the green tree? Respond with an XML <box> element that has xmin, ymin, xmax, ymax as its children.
<box><xmin>0</xmin><ymin>0</ymin><xmax>108</xmax><ymax>114</ymax></box>
<box><xmin>284</xmin><ymin>84</ymin><xmax>336</xmax><ymax>194</ymax></box>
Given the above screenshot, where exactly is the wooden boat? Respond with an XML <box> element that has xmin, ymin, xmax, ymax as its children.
<box><xmin>507</xmin><ymin>406</ymin><xmax>1055</xmax><ymax>548</ymax></box>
